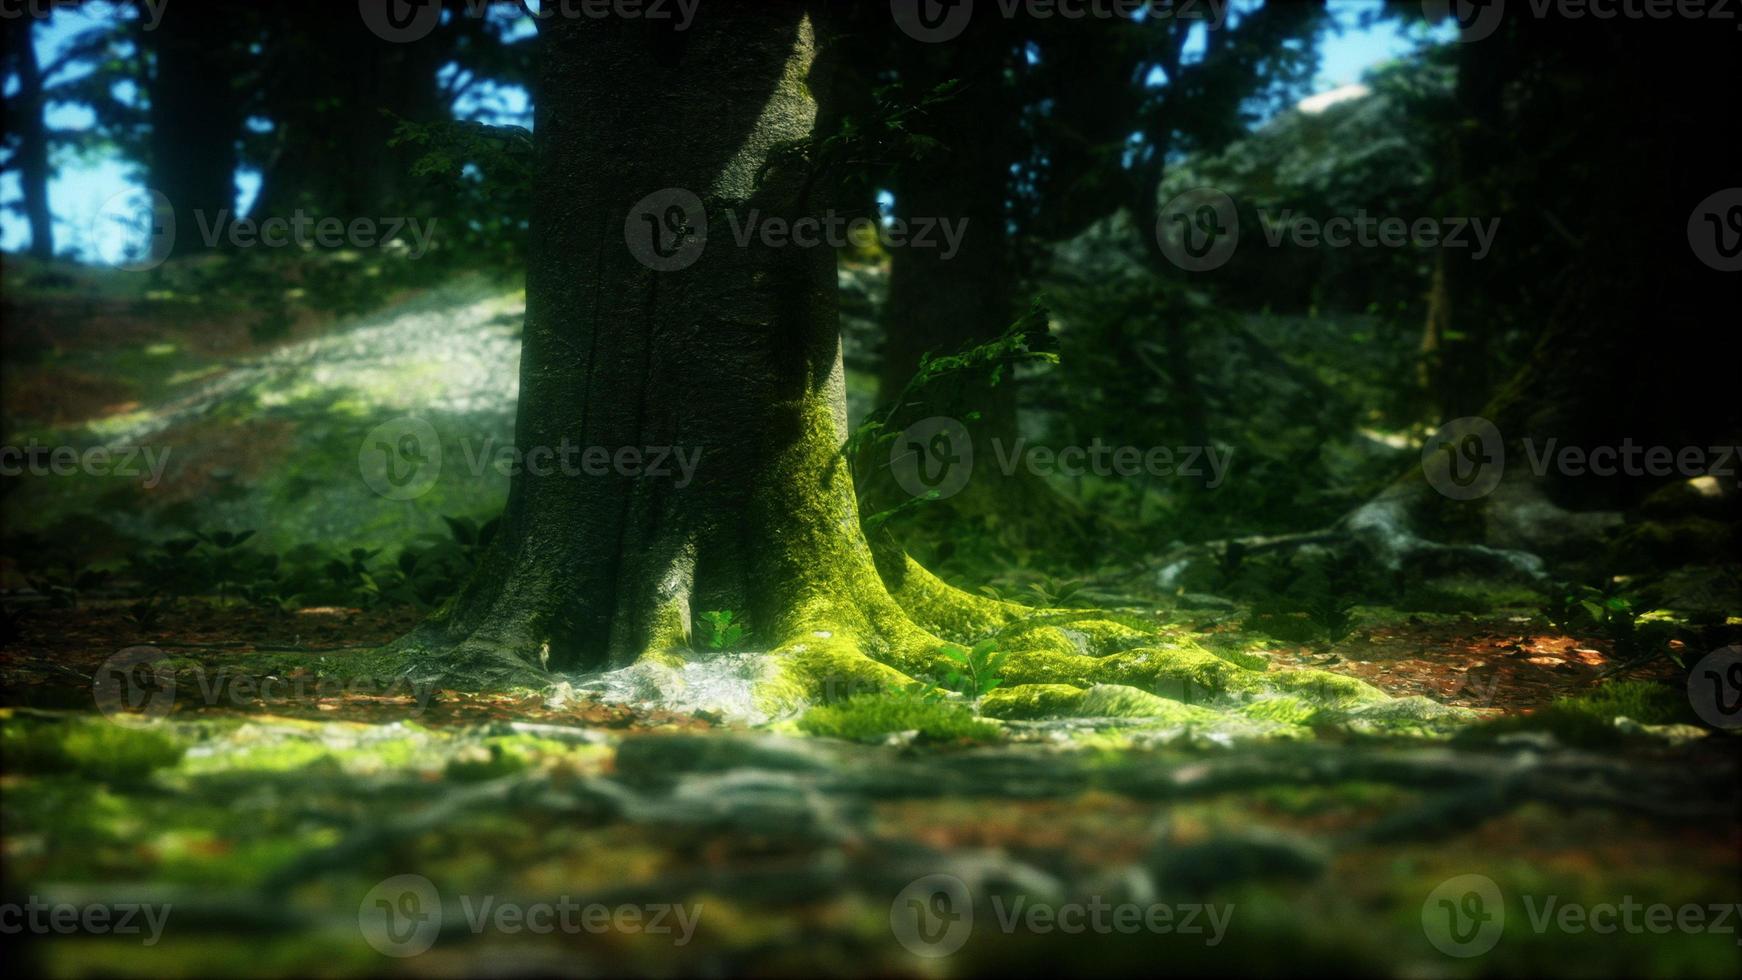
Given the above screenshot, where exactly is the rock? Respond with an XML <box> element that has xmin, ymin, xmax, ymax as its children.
<box><xmin>1332</xmin><ymin>696</ymin><xmax>1476</xmax><ymax>738</ymax></box>
<box><xmin>1639</xmin><ymin>475</ymin><xmax>1733</xmax><ymax>522</ymax></box>
<box><xmin>1482</xmin><ymin>480</ymin><xmax>1624</xmax><ymax>561</ymax></box>
<box><xmin>1606</xmin><ymin>517</ymin><xmax>1739</xmax><ymax>570</ymax></box>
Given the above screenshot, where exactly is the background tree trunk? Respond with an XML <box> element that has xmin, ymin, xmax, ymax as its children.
<box><xmin>247</xmin><ymin>8</ymin><xmax>443</xmax><ymax>222</ymax></box>
<box><xmin>6</xmin><ymin>21</ymin><xmax>55</xmax><ymax>260</ymax></box>
<box><xmin>145</xmin><ymin>5</ymin><xmax>244</xmax><ymax>255</ymax></box>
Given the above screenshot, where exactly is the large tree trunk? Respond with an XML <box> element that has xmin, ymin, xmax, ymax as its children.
<box><xmin>145</xmin><ymin>5</ymin><xmax>244</xmax><ymax>255</ymax></box>
<box><xmin>7</xmin><ymin>21</ymin><xmax>54</xmax><ymax>261</ymax></box>
<box><xmin>397</xmin><ymin>4</ymin><xmax>1005</xmax><ymax>688</ymax></box>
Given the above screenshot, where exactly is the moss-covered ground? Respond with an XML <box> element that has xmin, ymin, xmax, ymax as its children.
<box><xmin>2</xmin><ymin>599</ymin><xmax>1737</xmax><ymax>977</ymax></box>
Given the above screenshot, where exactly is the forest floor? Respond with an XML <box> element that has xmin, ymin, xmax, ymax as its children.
<box><xmin>3</xmin><ymin>600</ymin><xmax>1737</xmax><ymax>977</ymax></box>
<box><xmin>3</xmin><ymin>259</ymin><xmax>1738</xmax><ymax>976</ymax></box>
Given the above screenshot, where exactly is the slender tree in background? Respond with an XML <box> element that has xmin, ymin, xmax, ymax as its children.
<box><xmin>3</xmin><ymin>20</ymin><xmax>56</xmax><ymax>260</ymax></box>
<box><xmin>245</xmin><ymin>5</ymin><xmax>448</xmax><ymax>222</ymax></box>
<box><xmin>143</xmin><ymin>3</ymin><xmax>250</xmax><ymax>254</ymax></box>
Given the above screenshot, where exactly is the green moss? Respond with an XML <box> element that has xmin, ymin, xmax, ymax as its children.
<box><xmin>1397</xmin><ymin>576</ymin><xmax>1542</xmax><ymax>614</ymax></box>
<box><xmin>1</xmin><ymin>713</ymin><xmax>186</xmax><ymax>784</ymax></box>
<box><xmin>758</xmin><ymin>635</ymin><xmax>914</xmax><ymax>715</ymax></box>
<box><xmin>445</xmin><ymin>734</ymin><xmax>581</xmax><ymax>781</ymax></box>
<box><xmin>1270</xmin><ymin>669</ymin><xmax>1389</xmax><ymax>708</ymax></box>
<box><xmin>796</xmin><ymin>693</ymin><xmax>999</xmax><ymax>742</ymax></box>
<box><xmin>1561</xmin><ymin>680</ymin><xmax>1686</xmax><ymax>724</ymax></box>
<box><xmin>979</xmin><ymin>683</ymin><xmax>1087</xmax><ymax>719</ymax></box>
<box><xmin>1076</xmin><ymin>684</ymin><xmax>1224</xmax><ymax>723</ymax></box>
<box><xmin>1459</xmin><ymin>680</ymin><xmax>1689</xmax><ymax>747</ymax></box>
<box><xmin>1092</xmin><ymin>644</ymin><xmax>1267</xmax><ymax>700</ymax></box>
<box><xmin>1240</xmin><ymin>694</ymin><xmax>1319</xmax><ymax>725</ymax></box>
<box><xmin>885</xmin><ymin>555</ymin><xmax>1027</xmax><ymax>640</ymax></box>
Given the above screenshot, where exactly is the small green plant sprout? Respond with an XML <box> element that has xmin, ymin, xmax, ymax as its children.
<box><xmin>937</xmin><ymin>639</ymin><xmax>1007</xmax><ymax>700</ymax></box>
<box><xmin>700</xmin><ymin>610</ymin><xmax>745</xmax><ymax>650</ymax></box>
<box><xmin>26</xmin><ymin>563</ymin><xmax>112</xmax><ymax>610</ymax></box>
<box><xmin>1545</xmin><ymin>582</ymin><xmax>1680</xmax><ymax>668</ymax></box>
<box><xmin>899</xmin><ymin>679</ymin><xmax>947</xmax><ymax>704</ymax></box>
<box><xmin>1307</xmin><ymin>589</ymin><xmax>1357</xmax><ymax>643</ymax></box>
<box><xmin>1024</xmin><ymin>577</ymin><xmax>1085</xmax><ymax>610</ymax></box>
